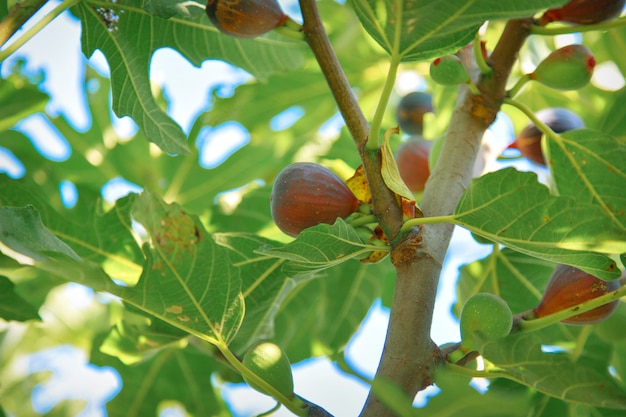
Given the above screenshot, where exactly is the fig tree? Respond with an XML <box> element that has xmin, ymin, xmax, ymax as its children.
<box><xmin>396</xmin><ymin>92</ymin><xmax>434</xmax><ymax>135</ymax></box>
<box><xmin>534</xmin><ymin>264</ymin><xmax>620</xmax><ymax>325</ymax></box>
<box><xmin>539</xmin><ymin>0</ymin><xmax>626</xmax><ymax>25</ymax></box>
<box><xmin>460</xmin><ymin>293</ymin><xmax>513</xmax><ymax>352</ymax></box>
<box><xmin>271</xmin><ymin>162</ymin><xmax>360</xmax><ymax>237</ymax></box>
<box><xmin>530</xmin><ymin>44</ymin><xmax>595</xmax><ymax>91</ymax></box>
<box><xmin>395</xmin><ymin>137</ymin><xmax>431</xmax><ymax>192</ymax></box>
<box><xmin>242</xmin><ymin>341</ymin><xmax>294</xmax><ymax>398</ymax></box>
<box><xmin>205</xmin><ymin>0</ymin><xmax>288</xmax><ymax>38</ymax></box>
<box><xmin>512</xmin><ymin>107</ymin><xmax>584</xmax><ymax>165</ymax></box>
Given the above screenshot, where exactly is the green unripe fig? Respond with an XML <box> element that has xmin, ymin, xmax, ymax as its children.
<box><xmin>460</xmin><ymin>293</ymin><xmax>513</xmax><ymax>352</ymax></box>
<box><xmin>396</xmin><ymin>92</ymin><xmax>434</xmax><ymax>135</ymax></box>
<box><xmin>430</xmin><ymin>55</ymin><xmax>470</xmax><ymax>85</ymax></box>
<box><xmin>539</xmin><ymin>0</ymin><xmax>626</xmax><ymax>25</ymax></box>
<box><xmin>395</xmin><ymin>137</ymin><xmax>432</xmax><ymax>192</ymax></box>
<box><xmin>511</xmin><ymin>107</ymin><xmax>584</xmax><ymax>165</ymax></box>
<box><xmin>534</xmin><ymin>264</ymin><xmax>620</xmax><ymax>325</ymax></box>
<box><xmin>242</xmin><ymin>341</ymin><xmax>294</xmax><ymax>398</ymax></box>
<box><xmin>271</xmin><ymin>162</ymin><xmax>360</xmax><ymax>237</ymax></box>
<box><xmin>206</xmin><ymin>0</ymin><xmax>288</xmax><ymax>38</ymax></box>
<box><xmin>530</xmin><ymin>44</ymin><xmax>595</xmax><ymax>90</ymax></box>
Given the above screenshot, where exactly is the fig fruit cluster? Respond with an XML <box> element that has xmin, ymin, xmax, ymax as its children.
<box><xmin>242</xmin><ymin>341</ymin><xmax>294</xmax><ymax>398</ymax></box>
<box><xmin>460</xmin><ymin>293</ymin><xmax>513</xmax><ymax>352</ymax></box>
<box><xmin>512</xmin><ymin>107</ymin><xmax>584</xmax><ymax>165</ymax></box>
<box><xmin>206</xmin><ymin>0</ymin><xmax>288</xmax><ymax>38</ymax></box>
<box><xmin>534</xmin><ymin>264</ymin><xmax>620</xmax><ymax>325</ymax></box>
<box><xmin>539</xmin><ymin>0</ymin><xmax>625</xmax><ymax>26</ymax></box>
<box><xmin>271</xmin><ymin>162</ymin><xmax>360</xmax><ymax>237</ymax></box>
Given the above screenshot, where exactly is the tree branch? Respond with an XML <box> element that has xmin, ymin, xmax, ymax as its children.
<box><xmin>299</xmin><ymin>0</ymin><xmax>404</xmax><ymax>239</ymax></box>
<box><xmin>360</xmin><ymin>19</ymin><xmax>532</xmax><ymax>416</ymax></box>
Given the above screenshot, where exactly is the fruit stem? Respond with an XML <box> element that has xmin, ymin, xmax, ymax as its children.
<box><xmin>444</xmin><ymin>362</ymin><xmax>508</xmax><ymax>380</ymax></box>
<box><xmin>507</xmin><ymin>74</ymin><xmax>531</xmax><ymax>98</ymax></box>
<box><xmin>516</xmin><ymin>284</ymin><xmax>626</xmax><ymax>333</ymax></box>
<box><xmin>472</xmin><ymin>33</ymin><xmax>492</xmax><ymax>75</ymax></box>
<box><xmin>0</xmin><ymin>0</ymin><xmax>79</xmax><ymax>64</ymax></box>
<box><xmin>530</xmin><ymin>16</ymin><xmax>626</xmax><ymax>35</ymax></box>
<box><xmin>466</xmin><ymin>79</ymin><xmax>481</xmax><ymax>95</ymax></box>
<box><xmin>400</xmin><ymin>214</ymin><xmax>456</xmax><ymax>233</ymax></box>
<box><xmin>368</xmin><ymin>53</ymin><xmax>401</xmax><ymax>150</ymax></box>
<box><xmin>347</xmin><ymin>214</ymin><xmax>379</xmax><ymax>227</ymax></box>
<box><xmin>274</xmin><ymin>17</ymin><xmax>305</xmax><ymax>40</ymax></box>
<box><xmin>503</xmin><ymin>97</ymin><xmax>562</xmax><ymax>142</ymax></box>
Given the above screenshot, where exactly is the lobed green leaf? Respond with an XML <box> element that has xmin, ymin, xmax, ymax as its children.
<box><xmin>479</xmin><ymin>332</ymin><xmax>626</xmax><ymax>409</ymax></box>
<box><xmin>453</xmin><ymin>168</ymin><xmax>626</xmax><ymax>279</ymax></box>
<box><xmin>547</xmin><ymin>129</ymin><xmax>626</xmax><ymax>231</ymax></box>
<box><xmin>349</xmin><ymin>0</ymin><xmax>568</xmax><ymax>62</ymax></box>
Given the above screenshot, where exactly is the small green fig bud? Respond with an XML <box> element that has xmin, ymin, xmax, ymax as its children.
<box><xmin>460</xmin><ymin>293</ymin><xmax>513</xmax><ymax>352</ymax></box>
<box><xmin>396</xmin><ymin>92</ymin><xmax>434</xmax><ymax>135</ymax></box>
<box><xmin>539</xmin><ymin>0</ymin><xmax>626</xmax><ymax>26</ymax></box>
<box><xmin>242</xmin><ymin>341</ymin><xmax>294</xmax><ymax>398</ymax></box>
<box><xmin>429</xmin><ymin>55</ymin><xmax>470</xmax><ymax>85</ymax></box>
<box><xmin>530</xmin><ymin>44</ymin><xmax>595</xmax><ymax>91</ymax></box>
<box><xmin>206</xmin><ymin>0</ymin><xmax>288</xmax><ymax>38</ymax></box>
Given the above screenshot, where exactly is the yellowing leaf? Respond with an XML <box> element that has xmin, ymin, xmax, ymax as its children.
<box><xmin>346</xmin><ymin>165</ymin><xmax>372</xmax><ymax>203</ymax></box>
<box><xmin>381</xmin><ymin>127</ymin><xmax>416</xmax><ymax>204</ymax></box>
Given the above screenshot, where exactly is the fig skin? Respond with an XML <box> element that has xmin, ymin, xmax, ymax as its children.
<box><xmin>396</xmin><ymin>92</ymin><xmax>434</xmax><ymax>135</ymax></box>
<box><xmin>271</xmin><ymin>162</ymin><xmax>360</xmax><ymax>237</ymax></box>
<box><xmin>396</xmin><ymin>137</ymin><xmax>432</xmax><ymax>192</ymax></box>
<box><xmin>534</xmin><ymin>264</ymin><xmax>620</xmax><ymax>325</ymax></box>
<box><xmin>539</xmin><ymin>0</ymin><xmax>626</xmax><ymax>25</ymax></box>
<box><xmin>460</xmin><ymin>293</ymin><xmax>513</xmax><ymax>352</ymax></box>
<box><xmin>242</xmin><ymin>341</ymin><xmax>294</xmax><ymax>398</ymax></box>
<box><xmin>513</xmin><ymin>107</ymin><xmax>584</xmax><ymax>165</ymax></box>
<box><xmin>206</xmin><ymin>0</ymin><xmax>288</xmax><ymax>38</ymax></box>
<box><xmin>530</xmin><ymin>44</ymin><xmax>595</xmax><ymax>91</ymax></box>
<box><xmin>430</xmin><ymin>55</ymin><xmax>469</xmax><ymax>85</ymax></box>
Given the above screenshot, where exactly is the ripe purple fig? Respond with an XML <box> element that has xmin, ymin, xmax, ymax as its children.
<box><xmin>271</xmin><ymin>162</ymin><xmax>360</xmax><ymax>237</ymax></box>
<box><xmin>396</xmin><ymin>92</ymin><xmax>434</xmax><ymax>135</ymax></box>
<box><xmin>539</xmin><ymin>0</ymin><xmax>625</xmax><ymax>25</ymax></box>
<box><xmin>534</xmin><ymin>264</ymin><xmax>620</xmax><ymax>325</ymax></box>
<box><xmin>512</xmin><ymin>107</ymin><xmax>584</xmax><ymax>165</ymax></box>
<box><xmin>395</xmin><ymin>137</ymin><xmax>431</xmax><ymax>192</ymax></box>
<box><xmin>530</xmin><ymin>44</ymin><xmax>595</xmax><ymax>91</ymax></box>
<box><xmin>206</xmin><ymin>0</ymin><xmax>288</xmax><ymax>38</ymax></box>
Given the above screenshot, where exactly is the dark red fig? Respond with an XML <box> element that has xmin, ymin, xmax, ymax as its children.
<box><xmin>534</xmin><ymin>264</ymin><xmax>620</xmax><ymax>325</ymax></box>
<box><xmin>512</xmin><ymin>108</ymin><xmax>584</xmax><ymax>165</ymax></box>
<box><xmin>206</xmin><ymin>0</ymin><xmax>288</xmax><ymax>38</ymax></box>
<box><xmin>396</xmin><ymin>137</ymin><xmax>431</xmax><ymax>192</ymax></box>
<box><xmin>539</xmin><ymin>0</ymin><xmax>625</xmax><ymax>25</ymax></box>
<box><xmin>396</xmin><ymin>92</ymin><xmax>434</xmax><ymax>135</ymax></box>
<box><xmin>271</xmin><ymin>163</ymin><xmax>360</xmax><ymax>237</ymax></box>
